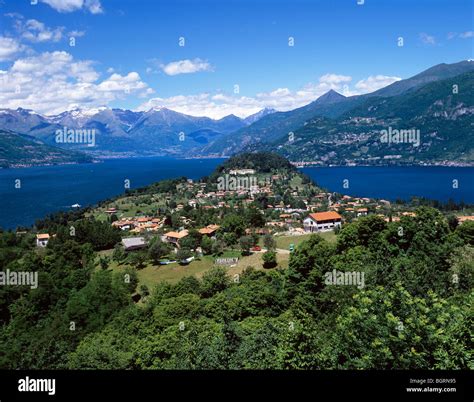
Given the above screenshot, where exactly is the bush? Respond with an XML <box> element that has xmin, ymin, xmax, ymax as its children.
<box><xmin>239</xmin><ymin>236</ymin><xmax>253</xmax><ymax>256</ymax></box>
<box><xmin>263</xmin><ymin>234</ymin><xmax>276</xmax><ymax>251</ymax></box>
<box><xmin>262</xmin><ymin>251</ymin><xmax>277</xmax><ymax>268</ymax></box>
<box><xmin>176</xmin><ymin>247</ymin><xmax>192</xmax><ymax>262</ymax></box>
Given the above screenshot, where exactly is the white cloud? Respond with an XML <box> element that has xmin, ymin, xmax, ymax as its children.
<box><xmin>39</xmin><ymin>0</ymin><xmax>103</xmax><ymax>14</ymax></box>
<box><xmin>459</xmin><ymin>31</ymin><xmax>474</xmax><ymax>39</ymax></box>
<box><xmin>68</xmin><ymin>30</ymin><xmax>86</xmax><ymax>38</ymax></box>
<box><xmin>0</xmin><ymin>51</ymin><xmax>151</xmax><ymax>114</ymax></box>
<box><xmin>161</xmin><ymin>58</ymin><xmax>213</xmax><ymax>76</ymax></box>
<box><xmin>355</xmin><ymin>75</ymin><xmax>401</xmax><ymax>93</ymax></box>
<box><xmin>419</xmin><ymin>32</ymin><xmax>436</xmax><ymax>45</ymax></box>
<box><xmin>319</xmin><ymin>73</ymin><xmax>351</xmax><ymax>84</ymax></box>
<box><xmin>447</xmin><ymin>31</ymin><xmax>473</xmax><ymax>40</ymax></box>
<box><xmin>7</xmin><ymin>14</ymin><xmax>84</xmax><ymax>43</ymax></box>
<box><xmin>0</xmin><ymin>36</ymin><xmax>24</xmax><ymax>61</ymax></box>
<box><xmin>447</xmin><ymin>32</ymin><xmax>457</xmax><ymax>40</ymax></box>
<box><xmin>19</xmin><ymin>19</ymin><xmax>64</xmax><ymax>43</ymax></box>
<box><xmin>136</xmin><ymin>71</ymin><xmax>398</xmax><ymax>119</ymax></box>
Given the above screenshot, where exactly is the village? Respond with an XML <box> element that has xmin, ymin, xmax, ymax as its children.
<box><xmin>29</xmin><ymin>158</ymin><xmax>473</xmax><ymax>293</ymax></box>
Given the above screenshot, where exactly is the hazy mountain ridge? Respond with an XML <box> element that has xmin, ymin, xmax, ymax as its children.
<box><xmin>0</xmin><ymin>106</ymin><xmax>275</xmax><ymax>157</ymax></box>
<box><xmin>248</xmin><ymin>71</ymin><xmax>474</xmax><ymax>165</ymax></box>
<box><xmin>200</xmin><ymin>60</ymin><xmax>474</xmax><ymax>157</ymax></box>
<box><xmin>0</xmin><ymin>129</ymin><xmax>93</xmax><ymax>168</ymax></box>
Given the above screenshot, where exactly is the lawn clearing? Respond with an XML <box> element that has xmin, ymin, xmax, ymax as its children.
<box><xmin>99</xmin><ymin>247</ymin><xmax>289</xmax><ymax>288</ymax></box>
<box><xmin>275</xmin><ymin>231</ymin><xmax>336</xmax><ymax>250</ymax></box>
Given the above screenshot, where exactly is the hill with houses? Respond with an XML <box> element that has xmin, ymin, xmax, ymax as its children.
<box><xmin>0</xmin><ymin>152</ymin><xmax>473</xmax><ymax>371</ymax></box>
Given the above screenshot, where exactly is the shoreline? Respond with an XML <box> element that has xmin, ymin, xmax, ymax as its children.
<box><xmin>293</xmin><ymin>161</ymin><xmax>474</xmax><ymax>168</ymax></box>
<box><xmin>2</xmin><ymin>154</ymin><xmax>473</xmax><ymax>170</ymax></box>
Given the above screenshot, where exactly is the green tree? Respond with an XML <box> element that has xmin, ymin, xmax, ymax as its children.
<box><xmin>263</xmin><ymin>234</ymin><xmax>276</xmax><ymax>251</ymax></box>
<box><xmin>334</xmin><ymin>284</ymin><xmax>472</xmax><ymax>369</ymax></box>
<box><xmin>200</xmin><ymin>267</ymin><xmax>230</xmax><ymax>298</ymax></box>
<box><xmin>246</xmin><ymin>208</ymin><xmax>265</xmax><ymax>228</ymax></box>
<box><xmin>447</xmin><ymin>215</ymin><xmax>459</xmax><ymax>231</ymax></box>
<box><xmin>66</xmin><ymin>270</ymin><xmax>130</xmax><ymax>335</ymax></box>
<box><xmin>448</xmin><ymin>245</ymin><xmax>474</xmax><ymax>293</ymax></box>
<box><xmin>180</xmin><ymin>229</ymin><xmax>201</xmax><ymax>250</ymax></box>
<box><xmin>201</xmin><ymin>235</ymin><xmax>213</xmax><ymax>255</ymax></box>
<box><xmin>223</xmin><ymin>232</ymin><xmax>237</xmax><ymax>246</ymax></box>
<box><xmin>221</xmin><ymin>214</ymin><xmax>246</xmax><ymax>238</ymax></box>
<box><xmin>455</xmin><ymin>221</ymin><xmax>474</xmax><ymax>245</ymax></box>
<box><xmin>211</xmin><ymin>240</ymin><xmax>225</xmax><ymax>256</ymax></box>
<box><xmin>112</xmin><ymin>244</ymin><xmax>126</xmax><ymax>263</ymax></box>
<box><xmin>99</xmin><ymin>256</ymin><xmax>110</xmax><ymax>270</ymax></box>
<box><xmin>176</xmin><ymin>247</ymin><xmax>192</xmax><ymax>262</ymax></box>
<box><xmin>239</xmin><ymin>236</ymin><xmax>253</xmax><ymax>256</ymax></box>
<box><xmin>262</xmin><ymin>251</ymin><xmax>277</xmax><ymax>268</ymax></box>
<box><xmin>139</xmin><ymin>284</ymin><xmax>150</xmax><ymax>297</ymax></box>
<box><xmin>128</xmin><ymin>252</ymin><xmax>146</xmax><ymax>269</ymax></box>
<box><xmin>148</xmin><ymin>238</ymin><xmax>168</xmax><ymax>263</ymax></box>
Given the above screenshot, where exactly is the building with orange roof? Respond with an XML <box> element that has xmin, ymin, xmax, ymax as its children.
<box><xmin>112</xmin><ymin>219</ymin><xmax>135</xmax><ymax>230</ymax></box>
<box><xmin>356</xmin><ymin>208</ymin><xmax>368</xmax><ymax>217</ymax></box>
<box><xmin>401</xmin><ymin>212</ymin><xmax>416</xmax><ymax>217</ymax></box>
<box><xmin>36</xmin><ymin>233</ymin><xmax>50</xmax><ymax>247</ymax></box>
<box><xmin>163</xmin><ymin>230</ymin><xmax>189</xmax><ymax>247</ymax></box>
<box><xmin>198</xmin><ymin>224</ymin><xmax>220</xmax><ymax>236</ymax></box>
<box><xmin>303</xmin><ymin>211</ymin><xmax>342</xmax><ymax>233</ymax></box>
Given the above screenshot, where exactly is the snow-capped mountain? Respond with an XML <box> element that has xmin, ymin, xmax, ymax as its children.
<box><xmin>0</xmin><ymin>106</ymin><xmax>273</xmax><ymax>155</ymax></box>
<box><xmin>243</xmin><ymin>108</ymin><xmax>277</xmax><ymax>125</ymax></box>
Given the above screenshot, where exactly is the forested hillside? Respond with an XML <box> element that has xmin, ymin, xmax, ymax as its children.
<box><xmin>0</xmin><ymin>129</ymin><xmax>93</xmax><ymax>168</ymax></box>
<box><xmin>248</xmin><ymin>72</ymin><xmax>474</xmax><ymax>165</ymax></box>
<box><xmin>0</xmin><ymin>207</ymin><xmax>472</xmax><ymax>369</ymax></box>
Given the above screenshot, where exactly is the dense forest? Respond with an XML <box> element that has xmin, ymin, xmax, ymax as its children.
<box><xmin>0</xmin><ymin>205</ymin><xmax>472</xmax><ymax>369</ymax></box>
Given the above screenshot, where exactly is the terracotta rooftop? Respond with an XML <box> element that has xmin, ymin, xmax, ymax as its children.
<box><xmin>165</xmin><ymin>230</ymin><xmax>189</xmax><ymax>239</ymax></box>
<box><xmin>309</xmin><ymin>211</ymin><xmax>342</xmax><ymax>222</ymax></box>
<box><xmin>36</xmin><ymin>234</ymin><xmax>50</xmax><ymax>240</ymax></box>
<box><xmin>198</xmin><ymin>224</ymin><xmax>220</xmax><ymax>235</ymax></box>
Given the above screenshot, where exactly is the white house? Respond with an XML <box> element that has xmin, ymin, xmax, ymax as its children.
<box><xmin>303</xmin><ymin>212</ymin><xmax>342</xmax><ymax>232</ymax></box>
<box><xmin>229</xmin><ymin>169</ymin><xmax>256</xmax><ymax>175</ymax></box>
<box><xmin>356</xmin><ymin>208</ymin><xmax>368</xmax><ymax>217</ymax></box>
<box><xmin>162</xmin><ymin>230</ymin><xmax>189</xmax><ymax>247</ymax></box>
<box><xmin>36</xmin><ymin>234</ymin><xmax>50</xmax><ymax>247</ymax></box>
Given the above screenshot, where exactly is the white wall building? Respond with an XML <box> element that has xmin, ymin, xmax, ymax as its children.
<box><xmin>303</xmin><ymin>212</ymin><xmax>342</xmax><ymax>232</ymax></box>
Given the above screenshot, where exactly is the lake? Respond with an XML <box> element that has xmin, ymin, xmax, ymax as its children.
<box><xmin>0</xmin><ymin>158</ymin><xmax>225</xmax><ymax>230</ymax></box>
<box><xmin>302</xmin><ymin>166</ymin><xmax>473</xmax><ymax>203</ymax></box>
<box><xmin>0</xmin><ymin>159</ymin><xmax>472</xmax><ymax>230</ymax></box>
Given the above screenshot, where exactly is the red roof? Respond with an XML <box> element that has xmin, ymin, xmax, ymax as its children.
<box><xmin>36</xmin><ymin>233</ymin><xmax>50</xmax><ymax>240</ymax></box>
<box><xmin>309</xmin><ymin>211</ymin><xmax>342</xmax><ymax>222</ymax></box>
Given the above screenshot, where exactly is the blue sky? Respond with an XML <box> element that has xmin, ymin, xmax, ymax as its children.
<box><xmin>0</xmin><ymin>0</ymin><xmax>472</xmax><ymax>117</ymax></box>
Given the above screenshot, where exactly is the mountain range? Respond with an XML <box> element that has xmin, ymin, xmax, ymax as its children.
<box><xmin>0</xmin><ymin>60</ymin><xmax>472</xmax><ymax>167</ymax></box>
<box><xmin>0</xmin><ymin>104</ymin><xmax>277</xmax><ymax>160</ymax></box>
<box><xmin>0</xmin><ymin>129</ymin><xmax>93</xmax><ymax>168</ymax></box>
<box><xmin>202</xmin><ymin>60</ymin><xmax>474</xmax><ymax>161</ymax></box>
<box><xmin>252</xmin><ymin>71</ymin><xmax>474</xmax><ymax>165</ymax></box>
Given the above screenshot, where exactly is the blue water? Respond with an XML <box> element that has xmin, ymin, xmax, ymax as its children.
<box><xmin>302</xmin><ymin>166</ymin><xmax>473</xmax><ymax>203</ymax></box>
<box><xmin>0</xmin><ymin>158</ymin><xmax>225</xmax><ymax>230</ymax></box>
<box><xmin>0</xmin><ymin>160</ymin><xmax>472</xmax><ymax>230</ymax></box>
